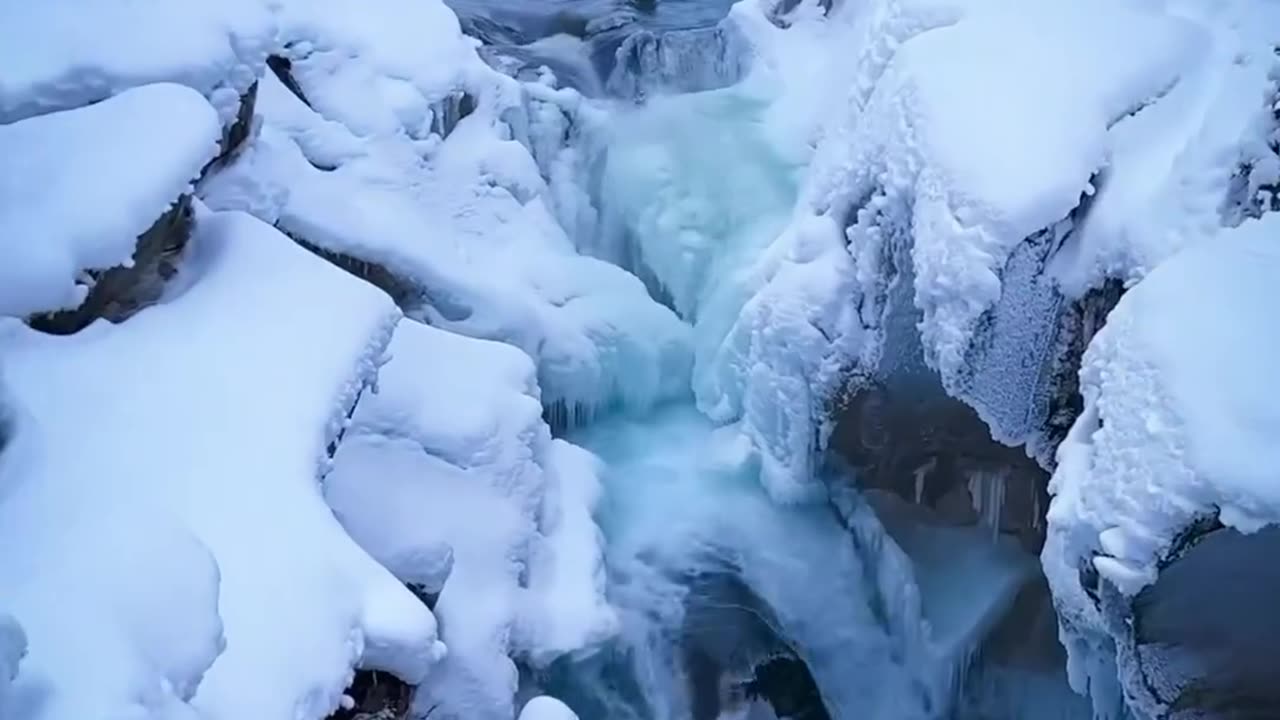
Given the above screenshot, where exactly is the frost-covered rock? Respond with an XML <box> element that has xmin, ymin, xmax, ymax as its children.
<box><xmin>0</xmin><ymin>209</ymin><xmax>444</xmax><ymax>720</ymax></box>
<box><xmin>326</xmin><ymin>320</ymin><xmax>616</xmax><ymax>720</ymax></box>
<box><xmin>202</xmin><ymin>0</ymin><xmax>692</xmax><ymax>424</ymax></box>
<box><xmin>0</xmin><ymin>83</ymin><xmax>220</xmax><ymax>319</ymax></box>
<box><xmin>1042</xmin><ymin>212</ymin><xmax>1280</xmax><ymax>719</ymax></box>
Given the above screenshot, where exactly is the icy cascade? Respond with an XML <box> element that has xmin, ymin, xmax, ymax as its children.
<box><xmin>540</xmin><ymin>408</ymin><xmax>1035</xmax><ymax>720</ymax></box>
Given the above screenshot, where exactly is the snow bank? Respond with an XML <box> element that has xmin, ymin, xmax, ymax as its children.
<box><xmin>204</xmin><ymin>2</ymin><xmax>692</xmax><ymax>420</ymax></box>
<box><xmin>0</xmin><ymin>83</ymin><xmax>220</xmax><ymax>317</ymax></box>
<box><xmin>326</xmin><ymin>320</ymin><xmax>615</xmax><ymax>720</ymax></box>
<box><xmin>0</xmin><ymin>0</ymin><xmax>271</xmax><ymax>123</ymax></box>
<box><xmin>0</xmin><ymin>209</ymin><xmax>443</xmax><ymax>720</ymax></box>
<box><xmin>1042</xmin><ymin>212</ymin><xmax>1280</xmax><ymax>716</ymax></box>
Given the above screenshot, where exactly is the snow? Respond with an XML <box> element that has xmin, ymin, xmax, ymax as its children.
<box><xmin>1042</xmin><ymin>212</ymin><xmax>1280</xmax><ymax>712</ymax></box>
<box><xmin>0</xmin><ymin>83</ymin><xmax>221</xmax><ymax>317</ymax></box>
<box><xmin>0</xmin><ymin>615</ymin><xmax>26</xmax><ymax>712</ymax></box>
<box><xmin>325</xmin><ymin>320</ymin><xmax>615</xmax><ymax>720</ymax></box>
<box><xmin>518</xmin><ymin>695</ymin><xmax>580</xmax><ymax>720</ymax></box>
<box><xmin>0</xmin><ymin>0</ymin><xmax>271</xmax><ymax>123</ymax></box>
<box><xmin>0</xmin><ymin>208</ymin><xmax>443</xmax><ymax>720</ymax></box>
<box><xmin>204</xmin><ymin>26</ymin><xmax>692</xmax><ymax>420</ymax></box>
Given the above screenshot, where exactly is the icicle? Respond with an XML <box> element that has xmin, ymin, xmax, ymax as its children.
<box><xmin>967</xmin><ymin>470</ymin><xmax>1007</xmax><ymax>541</ymax></box>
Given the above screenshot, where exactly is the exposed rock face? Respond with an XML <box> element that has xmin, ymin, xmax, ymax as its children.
<box><xmin>1119</xmin><ymin>525</ymin><xmax>1280</xmax><ymax>720</ymax></box>
<box><xmin>27</xmin><ymin>194</ymin><xmax>194</xmax><ymax>335</ymax></box>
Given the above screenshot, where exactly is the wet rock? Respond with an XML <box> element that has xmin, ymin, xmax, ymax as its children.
<box><xmin>27</xmin><ymin>194</ymin><xmax>193</xmax><ymax>335</ymax></box>
<box><xmin>200</xmin><ymin>81</ymin><xmax>259</xmax><ymax>178</ymax></box>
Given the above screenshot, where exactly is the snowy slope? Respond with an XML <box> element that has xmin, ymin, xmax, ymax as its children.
<box><xmin>0</xmin><ymin>209</ymin><xmax>443</xmax><ymax>720</ymax></box>
<box><xmin>1042</xmin><ymin>212</ymin><xmax>1280</xmax><ymax>719</ymax></box>
<box><xmin>0</xmin><ymin>83</ymin><xmax>221</xmax><ymax>317</ymax></box>
<box><xmin>326</xmin><ymin>320</ymin><xmax>616</xmax><ymax>720</ymax></box>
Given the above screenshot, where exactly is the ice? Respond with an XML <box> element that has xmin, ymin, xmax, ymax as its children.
<box><xmin>325</xmin><ymin>320</ymin><xmax>616</xmax><ymax>720</ymax></box>
<box><xmin>204</xmin><ymin>7</ymin><xmax>693</xmax><ymax>420</ymax></box>
<box><xmin>0</xmin><ymin>209</ymin><xmax>443</xmax><ymax>720</ymax></box>
<box><xmin>0</xmin><ymin>0</ymin><xmax>271</xmax><ymax>123</ymax></box>
<box><xmin>1042</xmin><ymin>212</ymin><xmax>1280</xmax><ymax>714</ymax></box>
<box><xmin>551</xmin><ymin>407</ymin><xmax>1031</xmax><ymax>719</ymax></box>
<box><xmin>0</xmin><ymin>83</ymin><xmax>221</xmax><ymax>317</ymax></box>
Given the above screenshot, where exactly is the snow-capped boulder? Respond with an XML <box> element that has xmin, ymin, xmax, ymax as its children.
<box><xmin>518</xmin><ymin>695</ymin><xmax>580</xmax><ymax>720</ymax></box>
<box><xmin>1042</xmin><ymin>212</ymin><xmax>1280</xmax><ymax>719</ymax></box>
<box><xmin>0</xmin><ymin>83</ymin><xmax>220</xmax><ymax>323</ymax></box>
<box><xmin>0</xmin><ymin>208</ymin><xmax>444</xmax><ymax>720</ymax></box>
<box><xmin>326</xmin><ymin>319</ymin><xmax>616</xmax><ymax>720</ymax></box>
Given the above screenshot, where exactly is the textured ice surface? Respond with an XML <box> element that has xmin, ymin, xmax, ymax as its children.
<box><xmin>1042</xmin><ymin>212</ymin><xmax>1280</xmax><ymax>718</ymax></box>
<box><xmin>0</xmin><ymin>83</ymin><xmax>220</xmax><ymax>317</ymax></box>
<box><xmin>326</xmin><ymin>320</ymin><xmax>615</xmax><ymax>720</ymax></box>
<box><xmin>0</xmin><ymin>209</ymin><xmax>442</xmax><ymax>720</ymax></box>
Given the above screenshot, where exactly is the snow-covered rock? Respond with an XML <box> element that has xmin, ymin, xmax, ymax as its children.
<box><xmin>202</xmin><ymin>0</ymin><xmax>693</xmax><ymax>424</ymax></box>
<box><xmin>326</xmin><ymin>320</ymin><xmax>616</xmax><ymax>720</ymax></box>
<box><xmin>0</xmin><ymin>83</ymin><xmax>220</xmax><ymax>318</ymax></box>
<box><xmin>1042</xmin><ymin>212</ymin><xmax>1280</xmax><ymax>719</ymax></box>
<box><xmin>0</xmin><ymin>208</ymin><xmax>443</xmax><ymax>720</ymax></box>
<box><xmin>0</xmin><ymin>0</ymin><xmax>272</xmax><ymax>124</ymax></box>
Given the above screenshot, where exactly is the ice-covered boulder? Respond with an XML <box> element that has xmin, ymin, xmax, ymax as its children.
<box><xmin>0</xmin><ymin>83</ymin><xmax>220</xmax><ymax>322</ymax></box>
<box><xmin>0</xmin><ymin>208</ymin><xmax>444</xmax><ymax>720</ymax></box>
<box><xmin>1042</xmin><ymin>212</ymin><xmax>1280</xmax><ymax>719</ymax></box>
<box><xmin>326</xmin><ymin>320</ymin><xmax>616</xmax><ymax>720</ymax></box>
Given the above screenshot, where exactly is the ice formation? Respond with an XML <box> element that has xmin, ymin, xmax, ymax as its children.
<box><xmin>326</xmin><ymin>320</ymin><xmax>616</xmax><ymax>720</ymax></box>
<box><xmin>2</xmin><ymin>0</ymin><xmax>1278</xmax><ymax>718</ymax></box>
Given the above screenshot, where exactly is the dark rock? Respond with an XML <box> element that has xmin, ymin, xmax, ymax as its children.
<box><xmin>200</xmin><ymin>81</ymin><xmax>259</xmax><ymax>179</ymax></box>
<box><xmin>1127</xmin><ymin>525</ymin><xmax>1280</xmax><ymax>719</ymax></box>
<box><xmin>268</xmin><ymin>55</ymin><xmax>311</xmax><ymax>107</ymax></box>
<box><xmin>431</xmin><ymin>91</ymin><xmax>476</xmax><ymax>139</ymax></box>
<box><xmin>327</xmin><ymin>670</ymin><xmax>414</xmax><ymax>720</ymax></box>
<box><xmin>27</xmin><ymin>194</ymin><xmax>194</xmax><ymax>335</ymax></box>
